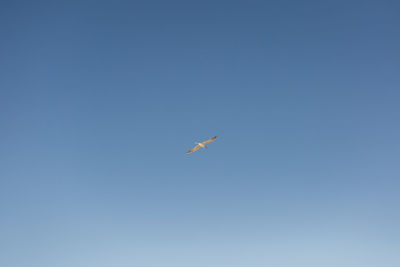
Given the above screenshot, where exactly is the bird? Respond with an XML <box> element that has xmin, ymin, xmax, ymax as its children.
<box><xmin>186</xmin><ymin>136</ymin><xmax>218</xmax><ymax>154</ymax></box>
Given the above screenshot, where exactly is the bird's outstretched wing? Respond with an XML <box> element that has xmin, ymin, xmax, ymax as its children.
<box><xmin>186</xmin><ymin>145</ymin><xmax>200</xmax><ymax>154</ymax></box>
<box><xmin>202</xmin><ymin>136</ymin><xmax>217</xmax><ymax>145</ymax></box>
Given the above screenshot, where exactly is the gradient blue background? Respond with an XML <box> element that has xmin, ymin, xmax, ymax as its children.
<box><xmin>1</xmin><ymin>1</ymin><xmax>400</xmax><ymax>266</ymax></box>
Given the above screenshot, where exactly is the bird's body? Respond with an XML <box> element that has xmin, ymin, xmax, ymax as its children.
<box><xmin>186</xmin><ymin>136</ymin><xmax>217</xmax><ymax>154</ymax></box>
<box><xmin>196</xmin><ymin>142</ymin><xmax>206</xmax><ymax>148</ymax></box>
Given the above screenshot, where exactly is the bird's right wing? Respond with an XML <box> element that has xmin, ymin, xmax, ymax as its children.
<box><xmin>186</xmin><ymin>145</ymin><xmax>200</xmax><ymax>154</ymax></box>
<box><xmin>202</xmin><ymin>136</ymin><xmax>217</xmax><ymax>144</ymax></box>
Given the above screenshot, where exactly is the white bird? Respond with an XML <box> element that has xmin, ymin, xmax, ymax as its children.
<box><xmin>186</xmin><ymin>136</ymin><xmax>218</xmax><ymax>154</ymax></box>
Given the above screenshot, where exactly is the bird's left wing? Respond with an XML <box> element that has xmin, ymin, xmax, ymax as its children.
<box><xmin>186</xmin><ymin>145</ymin><xmax>200</xmax><ymax>154</ymax></box>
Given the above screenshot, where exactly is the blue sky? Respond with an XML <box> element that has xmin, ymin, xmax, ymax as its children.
<box><xmin>1</xmin><ymin>0</ymin><xmax>400</xmax><ymax>266</ymax></box>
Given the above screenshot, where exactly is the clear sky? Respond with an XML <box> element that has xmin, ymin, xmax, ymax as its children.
<box><xmin>1</xmin><ymin>0</ymin><xmax>400</xmax><ymax>266</ymax></box>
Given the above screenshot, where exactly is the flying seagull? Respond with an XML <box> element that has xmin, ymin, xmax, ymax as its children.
<box><xmin>186</xmin><ymin>136</ymin><xmax>218</xmax><ymax>154</ymax></box>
